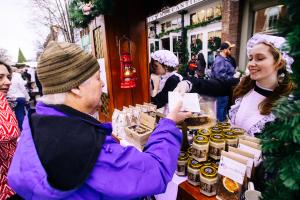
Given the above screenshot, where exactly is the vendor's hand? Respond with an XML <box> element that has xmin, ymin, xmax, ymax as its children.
<box><xmin>166</xmin><ymin>101</ymin><xmax>192</xmax><ymax>123</ymax></box>
<box><xmin>173</xmin><ymin>81</ymin><xmax>190</xmax><ymax>95</ymax></box>
<box><xmin>151</xmin><ymin>74</ymin><xmax>160</xmax><ymax>90</ymax></box>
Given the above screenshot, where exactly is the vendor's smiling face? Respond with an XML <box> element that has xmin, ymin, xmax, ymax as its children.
<box><xmin>153</xmin><ymin>60</ymin><xmax>166</xmax><ymax>75</ymax></box>
<box><xmin>247</xmin><ymin>43</ymin><xmax>283</xmax><ymax>87</ymax></box>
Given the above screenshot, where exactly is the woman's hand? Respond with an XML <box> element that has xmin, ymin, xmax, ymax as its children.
<box><xmin>173</xmin><ymin>81</ymin><xmax>190</xmax><ymax>95</ymax></box>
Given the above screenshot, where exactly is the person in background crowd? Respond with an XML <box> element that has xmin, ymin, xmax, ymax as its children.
<box><xmin>150</xmin><ymin>50</ymin><xmax>183</xmax><ymax>114</ymax></box>
<box><xmin>7</xmin><ymin>68</ymin><xmax>30</xmax><ymax>131</ymax></box>
<box><xmin>196</xmin><ymin>50</ymin><xmax>207</xmax><ymax>78</ymax></box>
<box><xmin>174</xmin><ymin>34</ymin><xmax>294</xmax><ymax>137</ymax></box>
<box><xmin>211</xmin><ymin>41</ymin><xmax>236</xmax><ymax>122</ymax></box>
<box><xmin>0</xmin><ymin>61</ymin><xmax>20</xmax><ymax>200</ymax></box>
<box><xmin>8</xmin><ymin>41</ymin><xmax>191</xmax><ymax>199</ymax></box>
<box><xmin>186</xmin><ymin>53</ymin><xmax>198</xmax><ymax>77</ymax></box>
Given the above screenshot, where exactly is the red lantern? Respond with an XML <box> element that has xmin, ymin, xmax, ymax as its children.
<box><xmin>119</xmin><ymin>36</ymin><xmax>137</xmax><ymax>88</ymax></box>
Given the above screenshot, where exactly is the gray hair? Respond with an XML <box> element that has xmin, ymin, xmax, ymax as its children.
<box><xmin>38</xmin><ymin>93</ymin><xmax>67</xmax><ymax>105</ymax></box>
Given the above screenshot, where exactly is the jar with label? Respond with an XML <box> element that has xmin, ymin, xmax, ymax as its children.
<box><xmin>209</xmin><ymin>126</ymin><xmax>222</xmax><ymax>134</ymax></box>
<box><xmin>191</xmin><ymin>135</ymin><xmax>209</xmax><ymax>162</ymax></box>
<box><xmin>176</xmin><ymin>151</ymin><xmax>189</xmax><ymax>176</ymax></box>
<box><xmin>223</xmin><ymin>130</ymin><xmax>238</xmax><ymax>150</ymax></box>
<box><xmin>198</xmin><ymin>128</ymin><xmax>211</xmax><ymax>137</ymax></box>
<box><xmin>209</xmin><ymin>134</ymin><xmax>225</xmax><ymax>160</ymax></box>
<box><xmin>199</xmin><ymin>165</ymin><xmax>218</xmax><ymax>196</ymax></box>
<box><xmin>187</xmin><ymin>159</ymin><xmax>202</xmax><ymax>186</ymax></box>
<box><xmin>230</xmin><ymin>127</ymin><xmax>246</xmax><ymax>139</ymax></box>
<box><xmin>217</xmin><ymin>122</ymin><xmax>231</xmax><ymax>130</ymax></box>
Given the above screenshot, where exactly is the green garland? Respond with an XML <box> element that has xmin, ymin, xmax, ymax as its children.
<box><xmin>69</xmin><ymin>0</ymin><xmax>112</xmax><ymax>28</ymax></box>
<box><xmin>158</xmin><ymin>16</ymin><xmax>222</xmax><ymax>38</ymax></box>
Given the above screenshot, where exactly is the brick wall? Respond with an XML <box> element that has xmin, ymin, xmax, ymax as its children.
<box><xmin>221</xmin><ymin>0</ymin><xmax>242</xmax><ymax>64</ymax></box>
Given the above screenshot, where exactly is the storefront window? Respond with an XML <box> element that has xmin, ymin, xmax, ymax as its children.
<box><xmin>206</xmin><ymin>8</ymin><xmax>213</xmax><ymax>20</ymax></box>
<box><xmin>190</xmin><ymin>34</ymin><xmax>203</xmax><ymax>56</ymax></box>
<box><xmin>253</xmin><ymin>5</ymin><xmax>285</xmax><ymax>34</ymax></box>
<box><xmin>161</xmin><ymin>37</ymin><xmax>170</xmax><ymax>50</ymax></box>
<box><xmin>190</xmin><ymin>13</ymin><xmax>198</xmax><ymax>25</ymax></box>
<box><xmin>198</xmin><ymin>10</ymin><xmax>206</xmax><ymax>23</ymax></box>
<box><xmin>214</xmin><ymin>4</ymin><xmax>222</xmax><ymax>17</ymax></box>
<box><xmin>161</xmin><ymin>23</ymin><xmax>165</xmax><ymax>33</ymax></box>
<box><xmin>207</xmin><ymin>31</ymin><xmax>221</xmax><ymax>67</ymax></box>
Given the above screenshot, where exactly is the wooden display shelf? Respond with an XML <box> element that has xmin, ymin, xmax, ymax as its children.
<box><xmin>177</xmin><ymin>181</ymin><xmax>216</xmax><ymax>200</ymax></box>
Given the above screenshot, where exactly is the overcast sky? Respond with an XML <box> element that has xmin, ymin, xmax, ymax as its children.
<box><xmin>0</xmin><ymin>0</ymin><xmax>47</xmax><ymax>62</ymax></box>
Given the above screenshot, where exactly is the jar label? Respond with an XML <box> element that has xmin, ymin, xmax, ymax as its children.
<box><xmin>200</xmin><ymin>182</ymin><xmax>216</xmax><ymax>193</ymax></box>
<box><xmin>209</xmin><ymin>146</ymin><xmax>224</xmax><ymax>156</ymax></box>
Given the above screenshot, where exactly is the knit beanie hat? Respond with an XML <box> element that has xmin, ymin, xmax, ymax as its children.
<box><xmin>37</xmin><ymin>41</ymin><xmax>99</xmax><ymax>94</ymax></box>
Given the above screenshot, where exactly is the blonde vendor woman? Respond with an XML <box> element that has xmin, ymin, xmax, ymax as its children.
<box><xmin>175</xmin><ymin>33</ymin><xmax>295</xmax><ymax>136</ymax></box>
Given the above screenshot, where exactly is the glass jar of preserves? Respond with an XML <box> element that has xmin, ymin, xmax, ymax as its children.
<box><xmin>191</xmin><ymin>135</ymin><xmax>209</xmax><ymax>162</ymax></box>
<box><xmin>209</xmin><ymin>134</ymin><xmax>225</xmax><ymax>160</ymax></box>
<box><xmin>209</xmin><ymin>126</ymin><xmax>222</xmax><ymax>134</ymax></box>
<box><xmin>187</xmin><ymin>159</ymin><xmax>202</xmax><ymax>186</ymax></box>
<box><xmin>216</xmin><ymin>122</ymin><xmax>231</xmax><ymax>130</ymax></box>
<box><xmin>223</xmin><ymin>130</ymin><xmax>238</xmax><ymax>150</ymax></box>
<box><xmin>197</xmin><ymin>128</ymin><xmax>211</xmax><ymax>137</ymax></box>
<box><xmin>176</xmin><ymin>151</ymin><xmax>189</xmax><ymax>176</ymax></box>
<box><xmin>231</xmin><ymin>127</ymin><xmax>246</xmax><ymax>139</ymax></box>
<box><xmin>199</xmin><ymin>165</ymin><xmax>218</xmax><ymax>196</ymax></box>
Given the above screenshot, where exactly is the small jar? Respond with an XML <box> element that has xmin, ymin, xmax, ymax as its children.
<box><xmin>191</xmin><ymin>135</ymin><xmax>209</xmax><ymax>162</ymax></box>
<box><xmin>187</xmin><ymin>159</ymin><xmax>202</xmax><ymax>186</ymax></box>
<box><xmin>198</xmin><ymin>128</ymin><xmax>211</xmax><ymax>137</ymax></box>
<box><xmin>176</xmin><ymin>151</ymin><xmax>189</xmax><ymax>176</ymax></box>
<box><xmin>217</xmin><ymin>122</ymin><xmax>231</xmax><ymax>130</ymax></box>
<box><xmin>231</xmin><ymin>127</ymin><xmax>246</xmax><ymax>139</ymax></box>
<box><xmin>199</xmin><ymin>165</ymin><xmax>218</xmax><ymax>196</ymax></box>
<box><xmin>209</xmin><ymin>126</ymin><xmax>222</xmax><ymax>134</ymax></box>
<box><xmin>223</xmin><ymin>131</ymin><xmax>238</xmax><ymax>151</ymax></box>
<box><xmin>209</xmin><ymin>134</ymin><xmax>225</xmax><ymax>160</ymax></box>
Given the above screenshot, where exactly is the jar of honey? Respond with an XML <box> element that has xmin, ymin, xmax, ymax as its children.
<box><xmin>199</xmin><ymin>165</ymin><xmax>218</xmax><ymax>196</ymax></box>
<box><xmin>209</xmin><ymin>134</ymin><xmax>225</xmax><ymax>160</ymax></box>
<box><xmin>191</xmin><ymin>135</ymin><xmax>209</xmax><ymax>162</ymax></box>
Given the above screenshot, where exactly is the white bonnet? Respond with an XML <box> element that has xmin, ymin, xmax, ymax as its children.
<box><xmin>150</xmin><ymin>50</ymin><xmax>179</xmax><ymax>68</ymax></box>
<box><xmin>246</xmin><ymin>33</ymin><xmax>293</xmax><ymax>73</ymax></box>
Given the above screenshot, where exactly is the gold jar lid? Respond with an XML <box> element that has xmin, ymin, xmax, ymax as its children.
<box><xmin>193</xmin><ymin>135</ymin><xmax>209</xmax><ymax>145</ymax></box>
<box><xmin>217</xmin><ymin>122</ymin><xmax>231</xmax><ymax>128</ymax></box>
<box><xmin>210</xmin><ymin>134</ymin><xmax>225</xmax><ymax>143</ymax></box>
<box><xmin>231</xmin><ymin>127</ymin><xmax>246</xmax><ymax>135</ymax></box>
<box><xmin>178</xmin><ymin>151</ymin><xmax>189</xmax><ymax>161</ymax></box>
<box><xmin>223</xmin><ymin>131</ymin><xmax>237</xmax><ymax>139</ymax></box>
<box><xmin>209</xmin><ymin>126</ymin><xmax>222</xmax><ymax>133</ymax></box>
<box><xmin>188</xmin><ymin>159</ymin><xmax>203</xmax><ymax>169</ymax></box>
<box><xmin>198</xmin><ymin>128</ymin><xmax>211</xmax><ymax>136</ymax></box>
<box><xmin>211</xmin><ymin>161</ymin><xmax>219</xmax><ymax>169</ymax></box>
<box><xmin>200</xmin><ymin>165</ymin><xmax>217</xmax><ymax>178</ymax></box>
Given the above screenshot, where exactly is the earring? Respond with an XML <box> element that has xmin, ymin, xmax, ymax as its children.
<box><xmin>278</xmin><ymin>73</ymin><xmax>285</xmax><ymax>83</ymax></box>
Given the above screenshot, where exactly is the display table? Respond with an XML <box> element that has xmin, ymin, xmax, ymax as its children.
<box><xmin>177</xmin><ymin>181</ymin><xmax>216</xmax><ymax>200</ymax></box>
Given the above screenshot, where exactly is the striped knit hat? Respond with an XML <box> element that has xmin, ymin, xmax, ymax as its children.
<box><xmin>37</xmin><ymin>41</ymin><xmax>99</xmax><ymax>94</ymax></box>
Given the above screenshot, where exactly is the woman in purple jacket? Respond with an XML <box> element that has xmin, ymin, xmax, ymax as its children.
<box><xmin>8</xmin><ymin>41</ymin><xmax>191</xmax><ymax>200</ymax></box>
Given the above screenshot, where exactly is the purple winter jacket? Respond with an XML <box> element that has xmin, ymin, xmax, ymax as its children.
<box><xmin>8</xmin><ymin>102</ymin><xmax>182</xmax><ymax>200</ymax></box>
